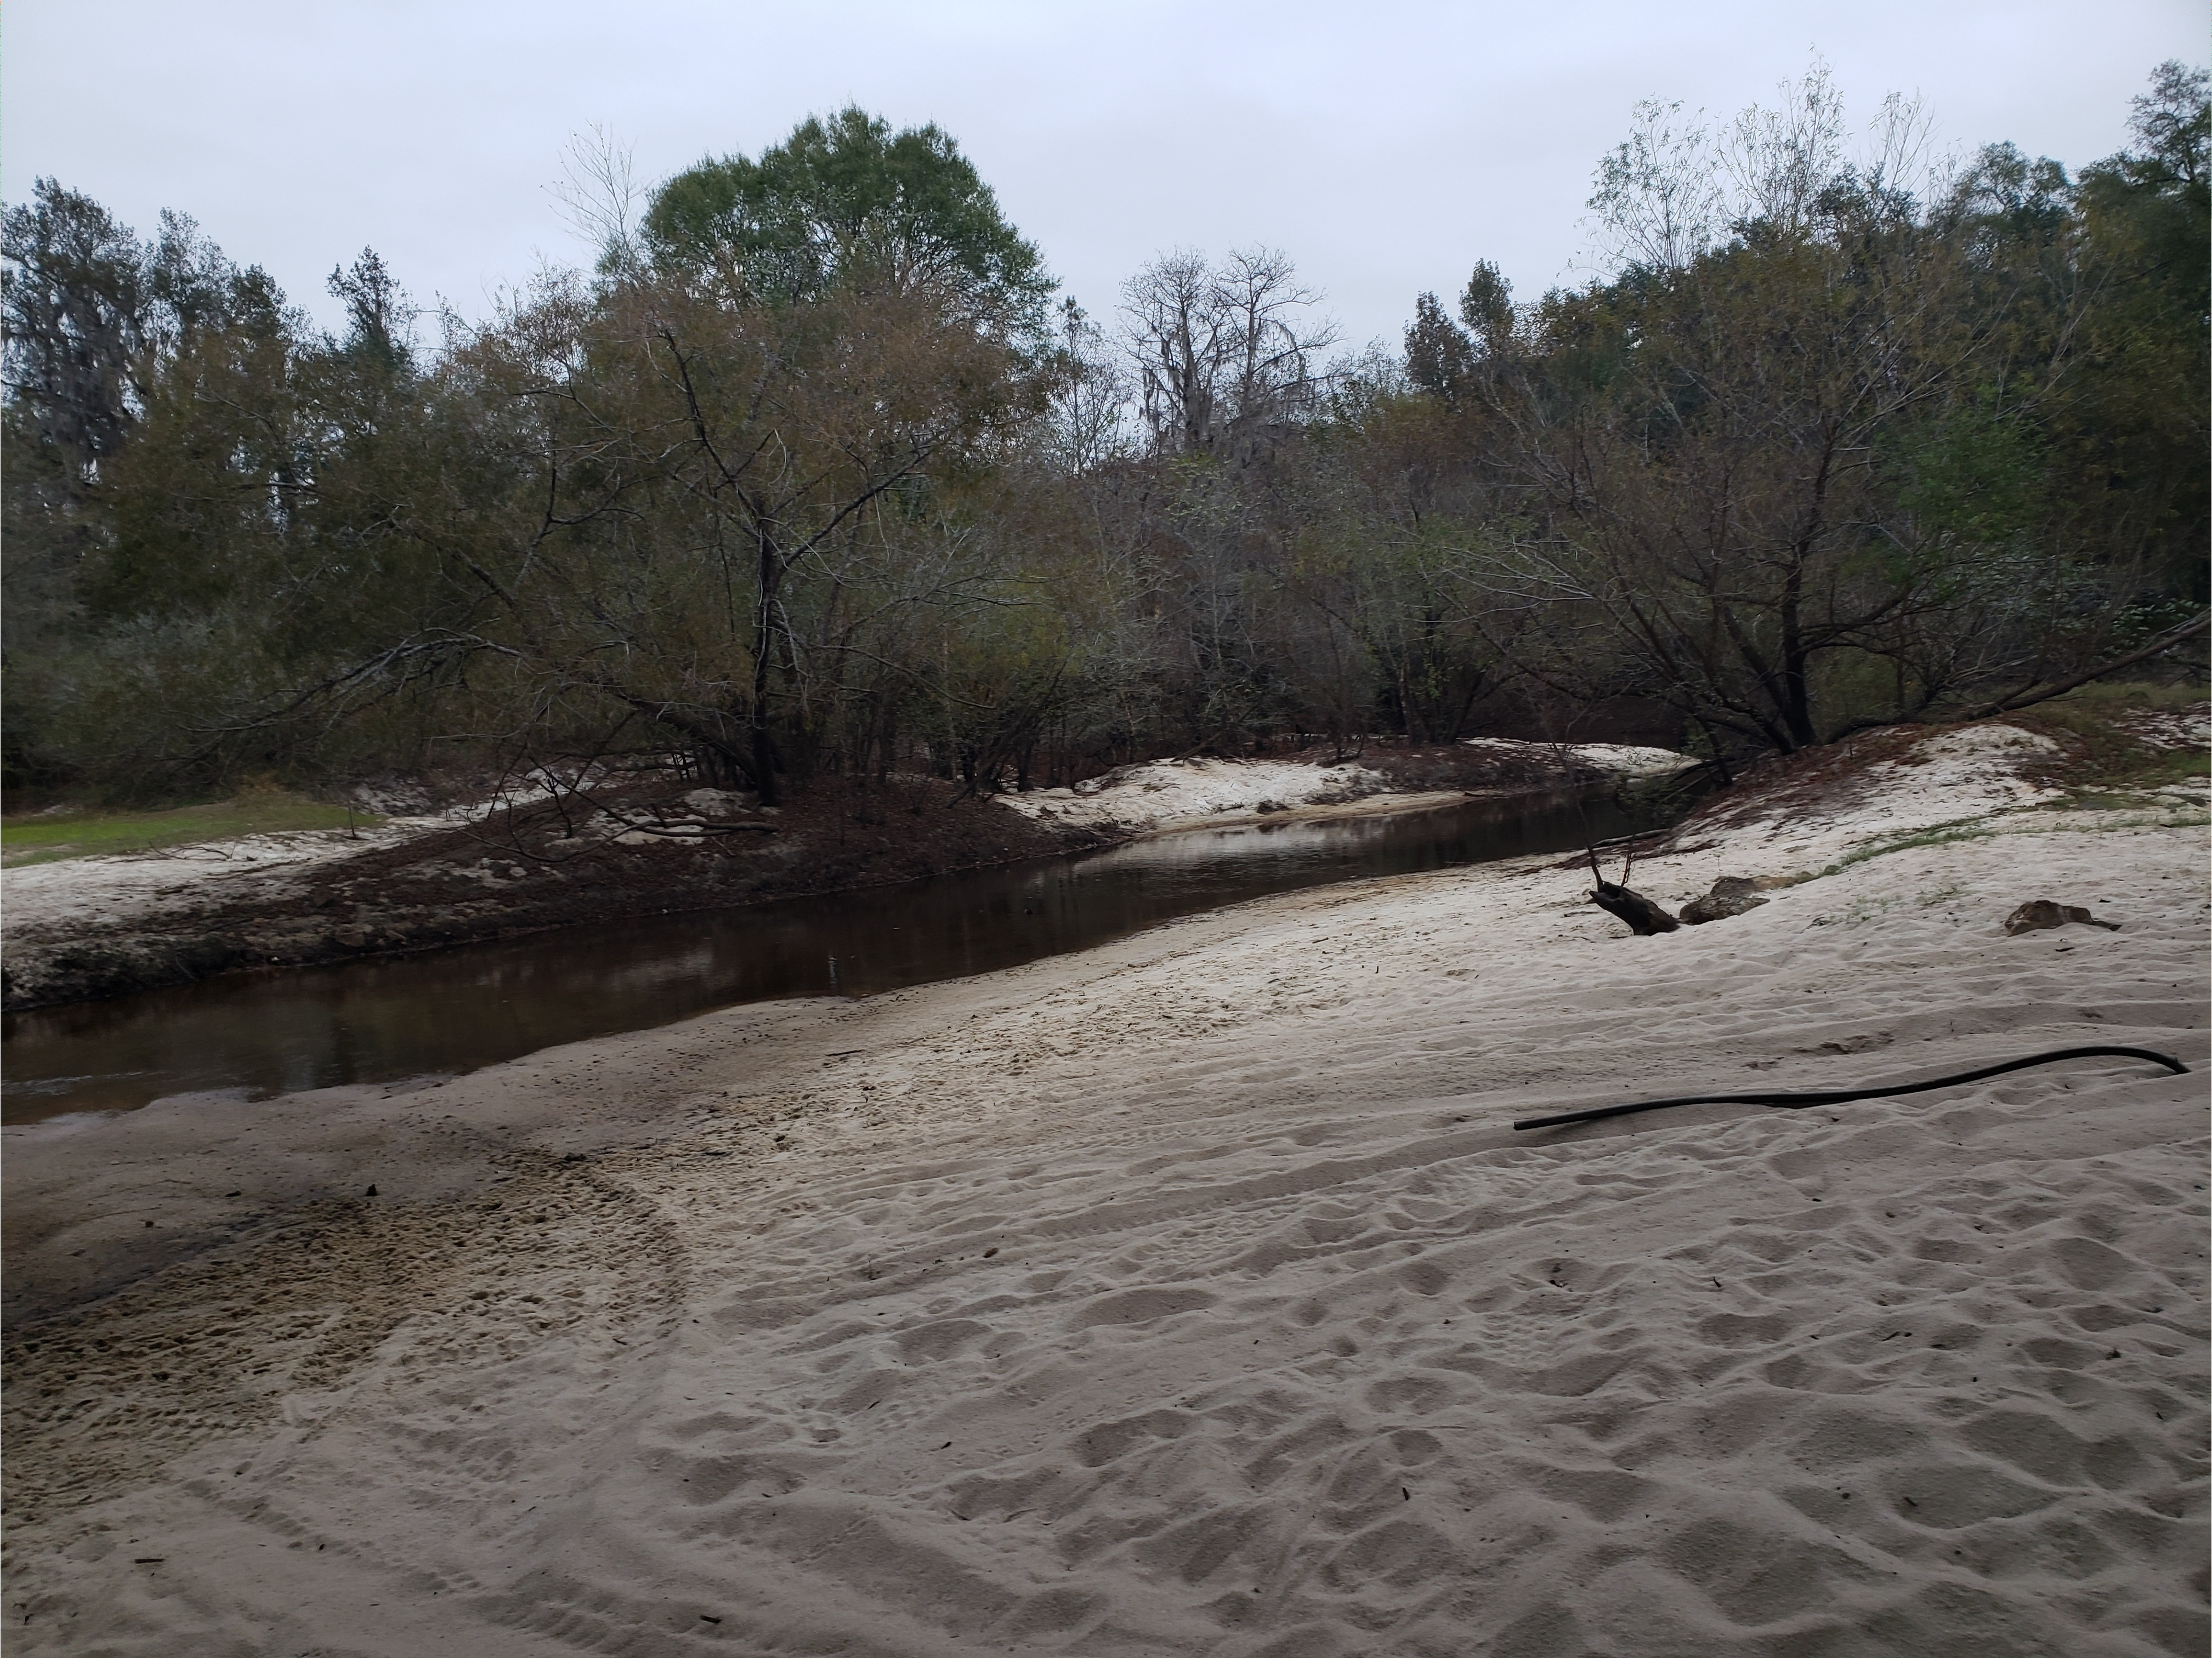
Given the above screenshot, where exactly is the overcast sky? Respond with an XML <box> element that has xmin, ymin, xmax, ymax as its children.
<box><xmin>3</xmin><ymin>1</ymin><xmax>2202</xmax><ymax>350</ymax></box>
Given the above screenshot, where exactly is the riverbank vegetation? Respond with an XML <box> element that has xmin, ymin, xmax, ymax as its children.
<box><xmin>0</xmin><ymin>787</ymin><xmax>379</xmax><ymax>867</ymax></box>
<box><xmin>4</xmin><ymin>64</ymin><xmax>2204</xmax><ymax>808</ymax></box>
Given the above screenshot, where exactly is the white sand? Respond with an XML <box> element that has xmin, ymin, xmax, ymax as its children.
<box><xmin>1000</xmin><ymin>743</ymin><xmax>1692</xmax><ymax>837</ymax></box>
<box><xmin>0</xmin><ymin>819</ymin><xmax>452</xmax><ymax>944</ymax></box>
<box><xmin>4</xmin><ymin>722</ymin><xmax>2206</xmax><ymax>1656</ymax></box>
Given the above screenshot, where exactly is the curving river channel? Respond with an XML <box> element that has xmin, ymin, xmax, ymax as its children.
<box><xmin>2</xmin><ymin>783</ymin><xmax>1682</xmax><ymax>1124</ymax></box>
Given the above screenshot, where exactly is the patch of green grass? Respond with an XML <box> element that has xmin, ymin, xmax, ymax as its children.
<box><xmin>2031</xmin><ymin>678</ymin><xmax>2206</xmax><ymax>723</ymax></box>
<box><xmin>2074</xmin><ymin>748</ymin><xmax>2208</xmax><ymax>796</ymax></box>
<box><xmin>1821</xmin><ymin>816</ymin><xmax>2001</xmax><ymax>874</ymax></box>
<box><xmin>1</xmin><ymin>792</ymin><xmax>383</xmax><ymax>867</ymax></box>
<box><xmin>2012</xmin><ymin>681</ymin><xmax>2209</xmax><ymax>796</ymax></box>
<box><xmin>2047</xmin><ymin>790</ymin><xmax>2164</xmax><ymax>811</ymax></box>
<box><xmin>1820</xmin><ymin>808</ymin><xmax>2211</xmax><ymax>879</ymax></box>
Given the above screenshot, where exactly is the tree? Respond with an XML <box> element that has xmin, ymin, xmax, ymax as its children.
<box><xmin>1</xmin><ymin>180</ymin><xmax>150</xmax><ymax>472</ymax></box>
<box><xmin>1120</xmin><ymin>246</ymin><xmax>1337</xmax><ymax>458</ymax></box>
<box><xmin>1458</xmin><ymin>260</ymin><xmax>1515</xmax><ymax>353</ymax></box>
<box><xmin>1718</xmin><ymin>58</ymin><xmax>1850</xmax><ymax>235</ymax></box>
<box><xmin>1038</xmin><ymin>298</ymin><xmax>1131</xmax><ymax>475</ymax></box>
<box><xmin>1403</xmin><ymin>292</ymin><xmax>1472</xmax><ymax>403</ymax></box>
<box><xmin>549</xmin><ymin>124</ymin><xmax>648</xmax><ymax>277</ymax></box>
<box><xmin>413</xmin><ymin>255</ymin><xmax>1046</xmax><ymax>803</ymax></box>
<box><xmin>0</xmin><ymin>192</ymin><xmax>334</xmax><ymax>785</ymax></box>
<box><xmin>2062</xmin><ymin>61</ymin><xmax>2210</xmax><ymax>603</ymax></box>
<box><xmin>326</xmin><ymin>248</ymin><xmax>415</xmax><ymax>378</ymax></box>
<box><xmin>1406</xmin><ymin>263</ymin><xmax>1518</xmax><ymax>405</ymax></box>
<box><xmin>8</xmin><ymin>71</ymin><xmax>2196</xmax><ymax>803</ymax></box>
<box><xmin>1463</xmin><ymin>69</ymin><xmax>2136</xmax><ymax>753</ymax></box>
<box><xmin>1584</xmin><ymin>59</ymin><xmax>1936</xmax><ymax>277</ymax></box>
<box><xmin>4</xmin><ymin>121</ymin><xmax>1067</xmax><ymax>799</ymax></box>
<box><xmin>1585</xmin><ymin>99</ymin><xmax>1726</xmax><ymax>272</ymax></box>
<box><xmin>641</xmin><ymin>106</ymin><xmax>1050</xmax><ymax>334</ymax></box>
<box><xmin>1490</xmin><ymin>234</ymin><xmax>2054</xmax><ymax>750</ymax></box>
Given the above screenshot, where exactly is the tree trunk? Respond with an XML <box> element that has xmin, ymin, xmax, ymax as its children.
<box><xmin>752</xmin><ymin>520</ymin><xmax>782</xmax><ymax>807</ymax></box>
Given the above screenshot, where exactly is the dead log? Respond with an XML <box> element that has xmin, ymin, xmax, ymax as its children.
<box><xmin>1590</xmin><ymin>879</ymin><xmax>1680</xmax><ymax>935</ymax></box>
<box><xmin>1582</xmin><ymin>844</ymin><xmax>1679</xmax><ymax>935</ymax></box>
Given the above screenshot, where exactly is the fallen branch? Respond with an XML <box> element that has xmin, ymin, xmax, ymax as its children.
<box><xmin>1958</xmin><ymin>611</ymin><xmax>2211</xmax><ymax>720</ymax></box>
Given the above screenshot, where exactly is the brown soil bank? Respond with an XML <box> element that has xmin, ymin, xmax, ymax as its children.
<box><xmin>0</xmin><ymin>742</ymin><xmax>1631</xmax><ymax>1013</ymax></box>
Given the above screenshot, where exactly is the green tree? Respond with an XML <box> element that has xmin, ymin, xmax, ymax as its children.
<box><xmin>1403</xmin><ymin>291</ymin><xmax>1471</xmax><ymax>404</ymax></box>
<box><xmin>2063</xmin><ymin>61</ymin><xmax>2209</xmax><ymax>603</ymax></box>
<box><xmin>410</xmin><ymin>255</ymin><xmax>1046</xmax><ymax>802</ymax></box>
<box><xmin>1440</xmin><ymin>63</ymin><xmax>2205</xmax><ymax>754</ymax></box>
<box><xmin>642</xmin><ymin>106</ymin><xmax>1050</xmax><ymax>334</ymax></box>
<box><xmin>0</xmin><ymin>180</ymin><xmax>149</xmax><ymax>470</ymax></box>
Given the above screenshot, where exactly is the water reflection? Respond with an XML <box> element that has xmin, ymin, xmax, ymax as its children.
<box><xmin>2</xmin><ymin>783</ymin><xmax>1670</xmax><ymax>1122</ymax></box>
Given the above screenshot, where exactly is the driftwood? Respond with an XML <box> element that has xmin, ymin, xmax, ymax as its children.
<box><xmin>1585</xmin><ymin>845</ymin><xmax>1678</xmax><ymax>935</ymax></box>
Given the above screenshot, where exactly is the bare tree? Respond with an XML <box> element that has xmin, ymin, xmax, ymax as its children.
<box><xmin>1120</xmin><ymin>249</ymin><xmax>1213</xmax><ymax>452</ymax></box>
<box><xmin>1586</xmin><ymin>56</ymin><xmax>1947</xmax><ymax>275</ymax></box>
<box><xmin>1040</xmin><ymin>297</ymin><xmax>1130</xmax><ymax>474</ymax></box>
<box><xmin>1721</xmin><ymin>56</ymin><xmax>1850</xmax><ymax>232</ymax></box>
<box><xmin>1119</xmin><ymin>246</ymin><xmax>1336</xmax><ymax>458</ymax></box>
<box><xmin>548</xmin><ymin>124</ymin><xmax>646</xmax><ymax>276</ymax></box>
<box><xmin>1864</xmin><ymin>92</ymin><xmax>1945</xmax><ymax>205</ymax></box>
<box><xmin>1585</xmin><ymin>100</ymin><xmax>1726</xmax><ymax>271</ymax></box>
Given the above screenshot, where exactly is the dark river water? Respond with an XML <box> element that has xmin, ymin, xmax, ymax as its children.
<box><xmin>2</xmin><ymin>784</ymin><xmax>1678</xmax><ymax>1123</ymax></box>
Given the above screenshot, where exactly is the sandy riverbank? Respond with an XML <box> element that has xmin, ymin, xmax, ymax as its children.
<box><xmin>2</xmin><ymin>719</ymin><xmax>2205</xmax><ymax>1656</ymax></box>
<box><xmin>994</xmin><ymin>745</ymin><xmax>1692</xmax><ymax>837</ymax></box>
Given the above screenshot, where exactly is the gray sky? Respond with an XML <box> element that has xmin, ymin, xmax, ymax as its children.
<box><xmin>3</xmin><ymin>0</ymin><xmax>2202</xmax><ymax>350</ymax></box>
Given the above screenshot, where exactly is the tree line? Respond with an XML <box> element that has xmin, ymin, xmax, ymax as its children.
<box><xmin>4</xmin><ymin>66</ymin><xmax>2204</xmax><ymax>803</ymax></box>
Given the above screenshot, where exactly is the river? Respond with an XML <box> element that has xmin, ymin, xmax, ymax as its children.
<box><xmin>1</xmin><ymin>783</ymin><xmax>1680</xmax><ymax>1123</ymax></box>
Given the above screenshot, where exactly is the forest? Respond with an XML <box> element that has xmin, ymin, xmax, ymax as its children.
<box><xmin>3</xmin><ymin>61</ymin><xmax>2205</xmax><ymax>807</ymax></box>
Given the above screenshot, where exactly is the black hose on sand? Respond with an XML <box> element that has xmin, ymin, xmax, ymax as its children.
<box><xmin>1511</xmin><ymin>1045</ymin><xmax>2192</xmax><ymax>1132</ymax></box>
